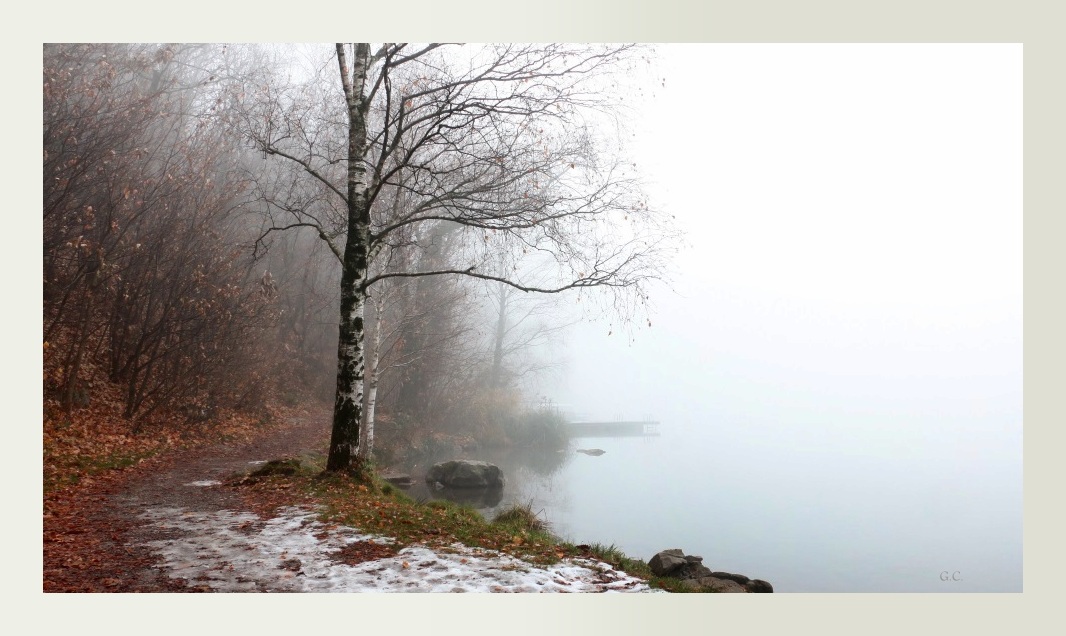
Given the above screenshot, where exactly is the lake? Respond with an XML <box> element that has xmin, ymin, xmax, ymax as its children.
<box><xmin>401</xmin><ymin>413</ymin><xmax>1022</xmax><ymax>593</ymax></box>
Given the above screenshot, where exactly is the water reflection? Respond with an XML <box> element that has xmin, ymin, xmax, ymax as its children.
<box><xmin>424</xmin><ymin>484</ymin><xmax>505</xmax><ymax>508</ymax></box>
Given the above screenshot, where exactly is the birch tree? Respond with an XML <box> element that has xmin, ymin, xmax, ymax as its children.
<box><xmin>239</xmin><ymin>43</ymin><xmax>673</xmax><ymax>472</ymax></box>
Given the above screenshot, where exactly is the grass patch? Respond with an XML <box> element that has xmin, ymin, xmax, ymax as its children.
<box><xmin>492</xmin><ymin>500</ymin><xmax>549</xmax><ymax>534</ymax></box>
<box><xmin>583</xmin><ymin>542</ymin><xmax>656</xmax><ymax>579</ymax></box>
<box><xmin>296</xmin><ymin>471</ymin><xmax>595</xmax><ymax>568</ymax></box>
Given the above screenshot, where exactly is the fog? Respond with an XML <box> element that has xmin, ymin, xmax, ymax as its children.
<box><xmin>39</xmin><ymin>41</ymin><xmax>1021</xmax><ymax>593</ymax></box>
<box><xmin>536</xmin><ymin>44</ymin><xmax>1022</xmax><ymax>591</ymax></box>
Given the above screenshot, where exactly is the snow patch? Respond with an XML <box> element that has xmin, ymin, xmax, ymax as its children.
<box><xmin>183</xmin><ymin>480</ymin><xmax>222</xmax><ymax>487</ymax></box>
<box><xmin>138</xmin><ymin>506</ymin><xmax>660</xmax><ymax>593</ymax></box>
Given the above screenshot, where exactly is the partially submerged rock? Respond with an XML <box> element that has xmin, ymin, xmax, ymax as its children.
<box><xmin>649</xmin><ymin>548</ymin><xmax>773</xmax><ymax>593</ymax></box>
<box><xmin>576</xmin><ymin>448</ymin><xmax>606</xmax><ymax>456</ymax></box>
<box><xmin>380</xmin><ymin>473</ymin><xmax>414</xmax><ymax>488</ymax></box>
<box><xmin>425</xmin><ymin>460</ymin><xmax>504</xmax><ymax>488</ymax></box>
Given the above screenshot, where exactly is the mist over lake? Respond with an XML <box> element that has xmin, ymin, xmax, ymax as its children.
<box><xmin>407</xmin><ymin>378</ymin><xmax>1020</xmax><ymax>593</ymax></box>
<box><xmin>409</xmin><ymin>44</ymin><xmax>1023</xmax><ymax>593</ymax></box>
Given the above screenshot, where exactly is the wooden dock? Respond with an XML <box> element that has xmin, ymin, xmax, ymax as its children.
<box><xmin>565</xmin><ymin>420</ymin><xmax>660</xmax><ymax>438</ymax></box>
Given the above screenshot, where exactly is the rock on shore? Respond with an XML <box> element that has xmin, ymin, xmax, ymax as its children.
<box><xmin>649</xmin><ymin>548</ymin><xmax>773</xmax><ymax>593</ymax></box>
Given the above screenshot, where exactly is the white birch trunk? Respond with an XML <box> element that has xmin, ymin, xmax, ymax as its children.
<box><xmin>358</xmin><ymin>295</ymin><xmax>382</xmax><ymax>461</ymax></box>
<box><xmin>327</xmin><ymin>43</ymin><xmax>373</xmax><ymax>472</ymax></box>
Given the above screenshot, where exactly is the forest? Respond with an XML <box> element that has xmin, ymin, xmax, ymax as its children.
<box><xmin>43</xmin><ymin>43</ymin><xmax>673</xmax><ymax>487</ymax></box>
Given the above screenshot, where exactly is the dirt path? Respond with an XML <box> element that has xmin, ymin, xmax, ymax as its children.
<box><xmin>45</xmin><ymin>406</ymin><xmax>659</xmax><ymax>593</ymax></box>
<box><xmin>44</xmin><ymin>406</ymin><xmax>332</xmax><ymax>592</ymax></box>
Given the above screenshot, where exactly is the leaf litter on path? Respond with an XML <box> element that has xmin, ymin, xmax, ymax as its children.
<box><xmin>47</xmin><ymin>405</ymin><xmax>659</xmax><ymax>593</ymax></box>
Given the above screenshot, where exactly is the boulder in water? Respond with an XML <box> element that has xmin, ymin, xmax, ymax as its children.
<box><xmin>425</xmin><ymin>460</ymin><xmax>504</xmax><ymax>488</ymax></box>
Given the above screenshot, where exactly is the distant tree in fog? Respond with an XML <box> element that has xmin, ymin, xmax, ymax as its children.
<box><xmin>485</xmin><ymin>278</ymin><xmax>575</xmax><ymax>391</ymax></box>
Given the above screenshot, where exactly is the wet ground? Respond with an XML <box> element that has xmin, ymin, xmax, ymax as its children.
<box><xmin>44</xmin><ymin>408</ymin><xmax>655</xmax><ymax>593</ymax></box>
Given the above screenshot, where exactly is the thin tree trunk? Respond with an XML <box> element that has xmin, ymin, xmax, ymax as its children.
<box><xmin>491</xmin><ymin>281</ymin><xmax>509</xmax><ymax>389</ymax></box>
<box><xmin>61</xmin><ymin>292</ymin><xmax>94</xmax><ymax>410</ymax></box>
<box><xmin>327</xmin><ymin>43</ymin><xmax>372</xmax><ymax>472</ymax></box>
<box><xmin>358</xmin><ymin>294</ymin><xmax>383</xmax><ymax>462</ymax></box>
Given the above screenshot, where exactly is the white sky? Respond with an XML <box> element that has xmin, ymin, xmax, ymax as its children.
<box><xmin>701</xmin><ymin>45</ymin><xmax>1010</xmax><ymax>295</ymax></box>
<box><xmin>645</xmin><ymin>43</ymin><xmax>1020</xmax><ymax>316</ymax></box>
<box><xmin>555</xmin><ymin>44</ymin><xmax>1022</xmax><ymax>424</ymax></box>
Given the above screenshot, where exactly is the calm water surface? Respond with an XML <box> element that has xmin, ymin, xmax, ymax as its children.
<box><xmin>402</xmin><ymin>415</ymin><xmax>1021</xmax><ymax>593</ymax></box>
